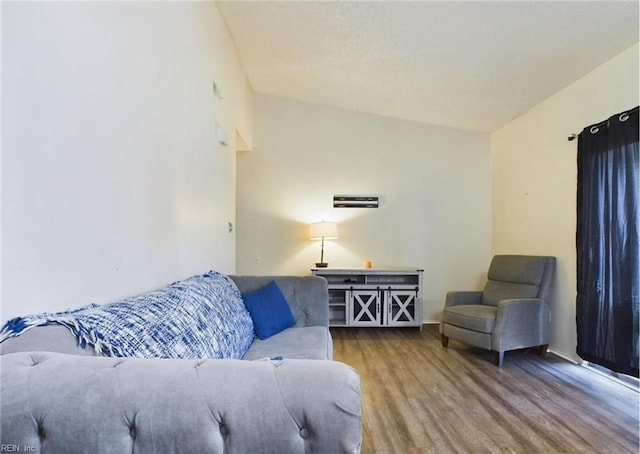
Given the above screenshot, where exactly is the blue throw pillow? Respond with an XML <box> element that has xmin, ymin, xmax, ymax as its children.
<box><xmin>241</xmin><ymin>281</ymin><xmax>295</xmax><ymax>340</ymax></box>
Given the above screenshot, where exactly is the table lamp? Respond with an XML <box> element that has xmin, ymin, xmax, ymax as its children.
<box><xmin>310</xmin><ymin>221</ymin><xmax>338</xmax><ymax>268</ymax></box>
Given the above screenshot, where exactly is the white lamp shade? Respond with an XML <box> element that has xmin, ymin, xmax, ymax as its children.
<box><xmin>310</xmin><ymin>222</ymin><xmax>338</xmax><ymax>240</ymax></box>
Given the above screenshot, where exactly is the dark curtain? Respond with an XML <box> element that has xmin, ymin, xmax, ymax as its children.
<box><xmin>576</xmin><ymin>106</ymin><xmax>639</xmax><ymax>378</ymax></box>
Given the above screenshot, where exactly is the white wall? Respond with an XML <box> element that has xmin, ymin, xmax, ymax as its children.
<box><xmin>237</xmin><ymin>95</ymin><xmax>491</xmax><ymax>322</ymax></box>
<box><xmin>1</xmin><ymin>2</ymin><xmax>252</xmax><ymax>321</ymax></box>
<box><xmin>491</xmin><ymin>43</ymin><xmax>639</xmax><ymax>362</ymax></box>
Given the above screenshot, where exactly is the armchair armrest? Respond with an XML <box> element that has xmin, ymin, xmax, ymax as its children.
<box><xmin>492</xmin><ymin>298</ymin><xmax>550</xmax><ymax>352</ymax></box>
<box><xmin>444</xmin><ymin>291</ymin><xmax>483</xmax><ymax>308</ymax></box>
<box><xmin>440</xmin><ymin>292</ymin><xmax>483</xmax><ymax>335</ymax></box>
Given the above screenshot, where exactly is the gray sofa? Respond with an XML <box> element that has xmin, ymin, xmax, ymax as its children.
<box><xmin>0</xmin><ymin>275</ymin><xmax>362</xmax><ymax>453</ymax></box>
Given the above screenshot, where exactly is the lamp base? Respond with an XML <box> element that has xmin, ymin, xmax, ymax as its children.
<box><xmin>315</xmin><ymin>262</ymin><xmax>329</xmax><ymax>268</ymax></box>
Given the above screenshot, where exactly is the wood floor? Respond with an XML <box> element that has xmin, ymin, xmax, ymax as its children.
<box><xmin>331</xmin><ymin>325</ymin><xmax>639</xmax><ymax>454</ymax></box>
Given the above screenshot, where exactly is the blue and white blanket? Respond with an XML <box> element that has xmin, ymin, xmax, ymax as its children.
<box><xmin>0</xmin><ymin>271</ymin><xmax>255</xmax><ymax>359</ymax></box>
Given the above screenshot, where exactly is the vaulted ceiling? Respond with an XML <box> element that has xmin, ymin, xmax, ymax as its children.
<box><xmin>218</xmin><ymin>1</ymin><xmax>639</xmax><ymax>132</ymax></box>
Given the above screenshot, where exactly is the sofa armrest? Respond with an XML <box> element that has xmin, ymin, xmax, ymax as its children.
<box><xmin>229</xmin><ymin>276</ymin><xmax>329</xmax><ymax>327</ymax></box>
<box><xmin>1</xmin><ymin>352</ymin><xmax>362</xmax><ymax>454</ymax></box>
<box><xmin>0</xmin><ymin>324</ymin><xmax>96</xmax><ymax>356</ymax></box>
<box><xmin>492</xmin><ymin>298</ymin><xmax>549</xmax><ymax>352</ymax></box>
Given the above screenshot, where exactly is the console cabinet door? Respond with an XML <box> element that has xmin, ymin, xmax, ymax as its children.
<box><xmin>385</xmin><ymin>289</ymin><xmax>420</xmax><ymax>327</ymax></box>
<box><xmin>348</xmin><ymin>289</ymin><xmax>382</xmax><ymax>326</ymax></box>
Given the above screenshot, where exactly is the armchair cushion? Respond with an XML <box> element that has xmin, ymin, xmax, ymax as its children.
<box><xmin>482</xmin><ymin>281</ymin><xmax>539</xmax><ymax>306</ymax></box>
<box><xmin>481</xmin><ymin>255</ymin><xmax>548</xmax><ymax>306</ymax></box>
<box><xmin>442</xmin><ymin>305</ymin><xmax>497</xmax><ymax>333</ymax></box>
<box><xmin>486</xmin><ymin>255</ymin><xmax>546</xmax><ymax>284</ymax></box>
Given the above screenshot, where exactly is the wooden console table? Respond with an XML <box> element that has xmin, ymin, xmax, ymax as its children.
<box><xmin>311</xmin><ymin>268</ymin><xmax>423</xmax><ymax>328</ymax></box>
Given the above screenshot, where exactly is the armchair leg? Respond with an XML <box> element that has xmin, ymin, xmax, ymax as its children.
<box><xmin>536</xmin><ymin>344</ymin><xmax>549</xmax><ymax>358</ymax></box>
<box><xmin>493</xmin><ymin>351</ymin><xmax>504</xmax><ymax>367</ymax></box>
<box><xmin>441</xmin><ymin>334</ymin><xmax>449</xmax><ymax>348</ymax></box>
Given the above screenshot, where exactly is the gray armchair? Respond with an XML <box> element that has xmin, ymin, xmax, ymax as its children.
<box><xmin>439</xmin><ymin>255</ymin><xmax>556</xmax><ymax>366</ymax></box>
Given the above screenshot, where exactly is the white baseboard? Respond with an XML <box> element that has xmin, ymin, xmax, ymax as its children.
<box><xmin>548</xmin><ymin>348</ymin><xmax>581</xmax><ymax>365</ymax></box>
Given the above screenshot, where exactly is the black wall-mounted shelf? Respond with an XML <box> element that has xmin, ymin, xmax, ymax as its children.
<box><xmin>333</xmin><ymin>195</ymin><xmax>379</xmax><ymax>208</ymax></box>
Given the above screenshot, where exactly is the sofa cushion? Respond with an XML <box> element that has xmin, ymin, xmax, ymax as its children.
<box><xmin>242</xmin><ymin>326</ymin><xmax>333</xmax><ymax>360</ymax></box>
<box><xmin>230</xmin><ymin>276</ymin><xmax>329</xmax><ymax>327</ymax></box>
<box><xmin>242</xmin><ymin>281</ymin><xmax>296</xmax><ymax>340</ymax></box>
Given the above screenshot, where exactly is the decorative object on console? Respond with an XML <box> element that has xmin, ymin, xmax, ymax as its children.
<box><xmin>310</xmin><ymin>221</ymin><xmax>338</xmax><ymax>268</ymax></box>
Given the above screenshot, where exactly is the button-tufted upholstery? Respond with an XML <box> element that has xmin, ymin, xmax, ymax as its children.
<box><xmin>0</xmin><ymin>275</ymin><xmax>362</xmax><ymax>452</ymax></box>
<box><xmin>1</xmin><ymin>352</ymin><xmax>362</xmax><ymax>453</ymax></box>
